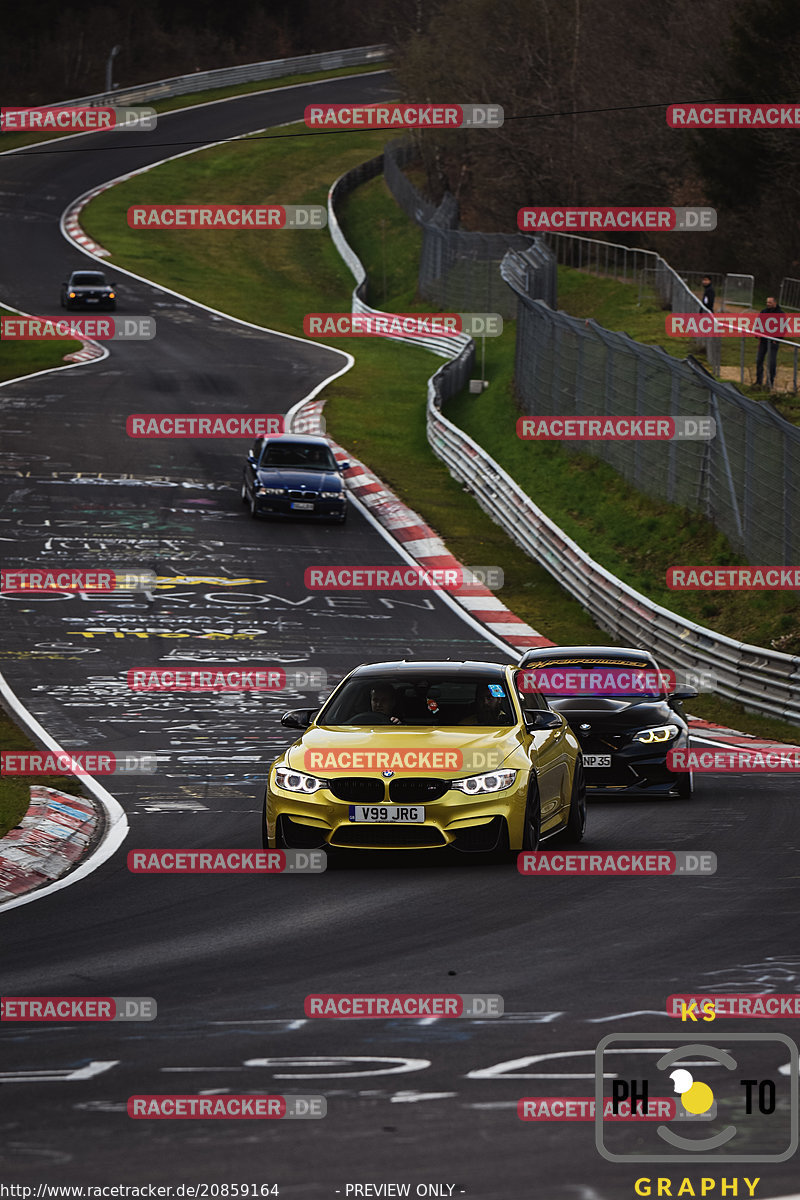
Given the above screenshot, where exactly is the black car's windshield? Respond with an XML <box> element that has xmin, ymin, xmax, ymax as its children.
<box><xmin>319</xmin><ymin>674</ymin><xmax>516</xmax><ymax>727</ymax></box>
<box><xmin>519</xmin><ymin>659</ymin><xmax>668</xmax><ymax>700</ymax></box>
<box><xmin>260</xmin><ymin>442</ymin><xmax>338</xmax><ymax>471</ymax></box>
<box><xmin>71</xmin><ymin>273</ymin><xmax>106</xmax><ymax>285</ymax></box>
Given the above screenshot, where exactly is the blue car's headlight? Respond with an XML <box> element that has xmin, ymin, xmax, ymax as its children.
<box><xmin>631</xmin><ymin>724</ymin><xmax>680</xmax><ymax>744</ymax></box>
<box><xmin>320</xmin><ymin>490</ymin><xmax>343</xmax><ymax>498</ymax></box>
<box><xmin>451</xmin><ymin>768</ymin><xmax>517</xmax><ymax>795</ymax></box>
<box><xmin>258</xmin><ymin>487</ymin><xmax>286</xmax><ymax>496</ymax></box>
<box><xmin>274</xmin><ymin>766</ymin><xmax>328</xmax><ymax>794</ymax></box>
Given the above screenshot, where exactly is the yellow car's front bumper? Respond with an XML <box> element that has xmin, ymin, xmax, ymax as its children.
<box><xmin>266</xmin><ymin>776</ymin><xmax>531</xmax><ymax>851</ymax></box>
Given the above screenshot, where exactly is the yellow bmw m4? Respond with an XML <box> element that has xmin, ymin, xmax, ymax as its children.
<box><xmin>262</xmin><ymin>660</ymin><xmax>586</xmax><ymax>853</ymax></box>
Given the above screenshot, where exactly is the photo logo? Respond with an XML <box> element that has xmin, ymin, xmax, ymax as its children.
<box><xmin>595</xmin><ymin>1032</ymin><xmax>799</xmax><ymax>1162</ymax></box>
<box><xmin>518</xmin><ymin>207</ymin><xmax>716</xmax><ymax>232</ymax></box>
<box><xmin>518</xmin><ymin>668</ymin><xmax>677</xmax><ymax>695</ymax></box>
<box><xmin>1</xmin><ymin>317</ymin><xmax>155</xmax><ymax>341</ymax></box>
<box><xmin>304</xmin><ymin>103</ymin><xmax>503</xmax><ymax>129</ymax></box>
<box><xmin>669</xmin><ymin>994</ymin><xmax>800</xmax><ymax>1020</ymax></box>
<box><xmin>127</xmin><ymin>205</ymin><xmax>326</xmax><ymax>229</ymax></box>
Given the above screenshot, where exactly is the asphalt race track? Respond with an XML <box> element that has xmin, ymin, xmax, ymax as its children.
<box><xmin>2</xmin><ymin>74</ymin><xmax>800</xmax><ymax>1199</ymax></box>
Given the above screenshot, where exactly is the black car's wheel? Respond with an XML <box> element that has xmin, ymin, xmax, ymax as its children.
<box><xmin>564</xmin><ymin>759</ymin><xmax>587</xmax><ymax>843</ymax></box>
<box><xmin>521</xmin><ymin>778</ymin><xmax>541</xmax><ymax>851</ymax></box>
<box><xmin>261</xmin><ymin>792</ymin><xmax>269</xmax><ymax>849</ymax></box>
<box><xmin>674</xmin><ymin>769</ymin><xmax>693</xmax><ymax>799</ymax></box>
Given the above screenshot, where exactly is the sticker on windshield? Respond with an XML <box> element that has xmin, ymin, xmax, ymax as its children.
<box><xmin>488</xmin><ymin>684</ymin><xmax>505</xmax><ymax>698</ymax></box>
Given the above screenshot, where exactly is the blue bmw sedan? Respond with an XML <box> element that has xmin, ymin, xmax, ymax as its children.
<box><xmin>241</xmin><ymin>434</ymin><xmax>350</xmax><ymax>523</ymax></box>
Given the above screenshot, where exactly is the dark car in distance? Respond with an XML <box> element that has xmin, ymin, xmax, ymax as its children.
<box><xmin>60</xmin><ymin>270</ymin><xmax>117</xmax><ymax>311</ymax></box>
<box><xmin>241</xmin><ymin>434</ymin><xmax>349</xmax><ymax>523</ymax></box>
<box><xmin>518</xmin><ymin>645</ymin><xmax>697</xmax><ymax>798</ymax></box>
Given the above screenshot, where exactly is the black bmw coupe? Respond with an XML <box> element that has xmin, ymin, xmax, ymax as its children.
<box><xmin>518</xmin><ymin>645</ymin><xmax>697</xmax><ymax>798</ymax></box>
<box><xmin>241</xmin><ymin>434</ymin><xmax>349</xmax><ymax>524</ymax></box>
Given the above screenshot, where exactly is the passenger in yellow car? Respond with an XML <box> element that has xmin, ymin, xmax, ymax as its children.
<box><xmin>459</xmin><ymin>683</ymin><xmax>512</xmax><ymax>725</ymax></box>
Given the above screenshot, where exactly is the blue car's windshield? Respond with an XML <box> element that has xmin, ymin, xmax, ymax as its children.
<box><xmin>260</xmin><ymin>443</ymin><xmax>337</xmax><ymax>471</ymax></box>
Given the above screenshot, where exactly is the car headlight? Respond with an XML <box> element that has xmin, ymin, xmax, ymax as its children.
<box><xmin>273</xmin><ymin>766</ymin><xmax>328</xmax><ymax>794</ymax></box>
<box><xmin>632</xmin><ymin>725</ymin><xmax>680</xmax><ymax>744</ymax></box>
<box><xmin>320</xmin><ymin>490</ymin><xmax>343</xmax><ymax>498</ymax></box>
<box><xmin>258</xmin><ymin>487</ymin><xmax>285</xmax><ymax>495</ymax></box>
<box><xmin>68</xmin><ymin>292</ymin><xmax>76</xmax><ymax>298</ymax></box>
<box><xmin>108</xmin><ymin>292</ymin><xmax>115</xmax><ymax>299</ymax></box>
<box><xmin>451</xmin><ymin>768</ymin><xmax>517</xmax><ymax>794</ymax></box>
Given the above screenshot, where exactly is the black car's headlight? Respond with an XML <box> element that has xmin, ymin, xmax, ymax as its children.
<box><xmin>631</xmin><ymin>724</ymin><xmax>680</xmax><ymax>745</ymax></box>
<box><xmin>451</xmin><ymin>768</ymin><xmax>517</xmax><ymax>794</ymax></box>
<box><xmin>258</xmin><ymin>487</ymin><xmax>285</xmax><ymax>496</ymax></box>
<box><xmin>273</xmin><ymin>766</ymin><xmax>328</xmax><ymax>794</ymax></box>
<box><xmin>108</xmin><ymin>292</ymin><xmax>115</xmax><ymax>299</ymax></box>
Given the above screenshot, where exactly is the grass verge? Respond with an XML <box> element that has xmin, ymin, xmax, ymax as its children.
<box><xmin>0</xmin><ymin>709</ymin><xmax>86</xmax><ymax>840</ymax></box>
<box><xmin>0</xmin><ymin>305</ymin><xmax>82</xmax><ymax>383</ymax></box>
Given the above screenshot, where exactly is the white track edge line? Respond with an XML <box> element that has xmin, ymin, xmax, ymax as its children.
<box><xmin>0</xmin><ymin>673</ymin><xmax>129</xmax><ymax>914</ymax></box>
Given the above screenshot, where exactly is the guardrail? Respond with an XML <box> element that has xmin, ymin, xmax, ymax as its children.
<box><xmin>325</xmin><ymin>157</ymin><xmax>800</xmax><ymax>725</ymax></box>
<box><xmin>55</xmin><ymin>45</ymin><xmax>389</xmax><ymax>108</ymax></box>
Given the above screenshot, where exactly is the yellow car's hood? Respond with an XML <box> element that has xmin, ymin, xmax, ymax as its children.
<box><xmin>288</xmin><ymin>724</ymin><xmax>522</xmax><ymax>777</ymax></box>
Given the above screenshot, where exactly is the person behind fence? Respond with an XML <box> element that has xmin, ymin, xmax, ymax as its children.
<box><xmin>701</xmin><ymin>276</ymin><xmax>715</xmax><ymax>312</ymax></box>
<box><xmin>755</xmin><ymin>296</ymin><xmax>784</xmax><ymax>388</ymax></box>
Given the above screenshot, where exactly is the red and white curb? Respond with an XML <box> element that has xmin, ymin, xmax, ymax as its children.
<box><xmin>63</xmin><ymin>183</ymin><xmax>114</xmax><ymax>258</ymax></box>
<box><xmin>290</xmin><ymin>401</ymin><xmax>550</xmax><ymax>652</ymax></box>
<box><xmin>0</xmin><ymin>787</ymin><xmax>101</xmax><ymax>903</ymax></box>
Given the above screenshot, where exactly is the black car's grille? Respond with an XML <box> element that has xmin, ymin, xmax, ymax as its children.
<box><xmin>331</xmin><ymin>825</ymin><xmax>446</xmax><ymax>848</ymax></box>
<box><xmin>576</xmin><ymin>732</ymin><xmax>626</xmax><ymax>753</ymax></box>
<box><xmin>327</xmin><ymin>777</ymin><xmax>386</xmax><ymax>804</ymax></box>
<box><xmin>388</xmin><ymin>778</ymin><xmax>450</xmax><ymax>803</ymax></box>
<box><xmin>288</xmin><ymin>490</ymin><xmax>319</xmax><ymax>500</ymax></box>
